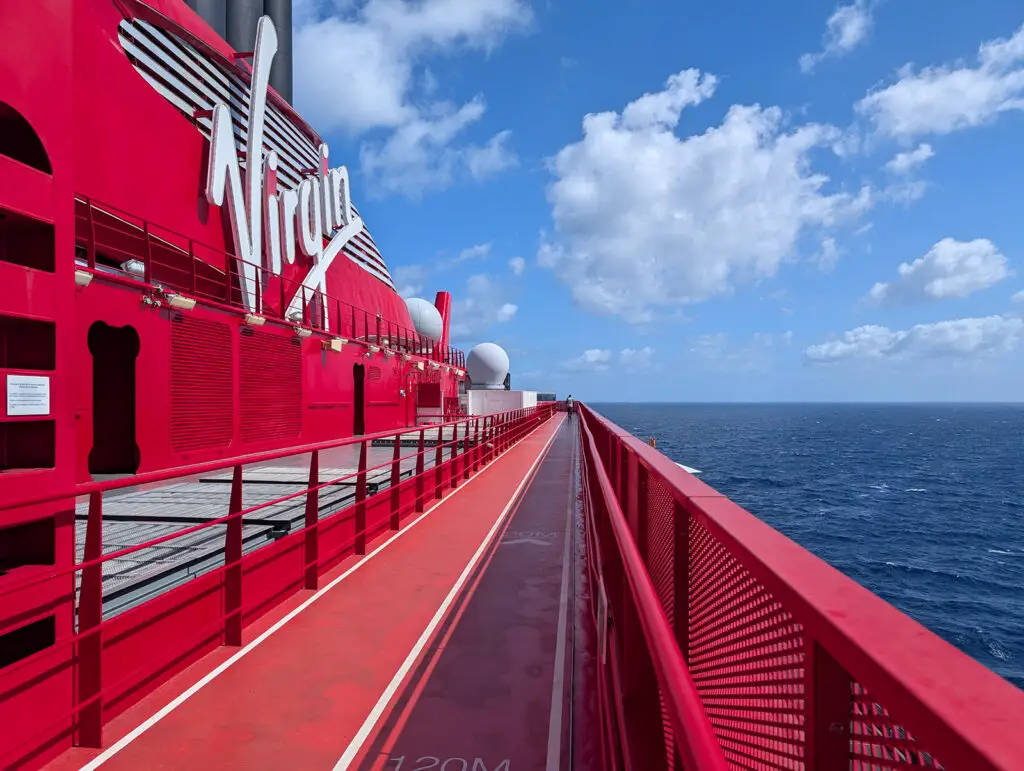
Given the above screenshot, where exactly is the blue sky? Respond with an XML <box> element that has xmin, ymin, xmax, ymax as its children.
<box><xmin>293</xmin><ymin>0</ymin><xmax>1024</xmax><ymax>401</ymax></box>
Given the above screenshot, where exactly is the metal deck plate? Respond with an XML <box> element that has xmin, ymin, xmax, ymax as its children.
<box><xmin>75</xmin><ymin>447</ymin><xmax>454</xmax><ymax>620</ymax></box>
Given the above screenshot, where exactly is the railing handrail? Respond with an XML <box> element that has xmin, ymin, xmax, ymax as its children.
<box><xmin>0</xmin><ymin>412</ymin><xmax>480</xmax><ymax>514</ymax></box>
<box><xmin>577</xmin><ymin>406</ymin><xmax>730</xmax><ymax>771</ymax></box>
<box><xmin>582</xmin><ymin>403</ymin><xmax>1024</xmax><ymax>770</ymax></box>
<box><xmin>74</xmin><ymin>194</ymin><xmax>466</xmax><ymax>367</ymax></box>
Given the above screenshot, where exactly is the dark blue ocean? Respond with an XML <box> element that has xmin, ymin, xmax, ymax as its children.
<box><xmin>591</xmin><ymin>403</ymin><xmax>1024</xmax><ymax>688</ymax></box>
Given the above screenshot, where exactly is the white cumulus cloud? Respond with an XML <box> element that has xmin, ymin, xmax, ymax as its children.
<box><xmin>563</xmin><ymin>348</ymin><xmax>613</xmax><ymax>372</ymax></box>
<box><xmin>815</xmin><ymin>237</ymin><xmax>841</xmax><ymax>272</ymax></box>
<box><xmin>436</xmin><ymin>241</ymin><xmax>494</xmax><ymax>270</ymax></box>
<box><xmin>805</xmin><ymin>316</ymin><xmax>1023</xmax><ymax>362</ymax></box>
<box><xmin>866</xmin><ymin>238</ymin><xmax>1010</xmax><ymax>306</ymax></box>
<box><xmin>392</xmin><ymin>263</ymin><xmax>428</xmax><ymax>297</ymax></box>
<box><xmin>856</xmin><ymin>23</ymin><xmax>1024</xmax><ymax>139</ymax></box>
<box><xmin>294</xmin><ymin>0</ymin><xmax>529</xmax><ymax>197</ymax></box>
<box><xmin>562</xmin><ymin>347</ymin><xmax>656</xmax><ymax>372</ymax></box>
<box><xmin>885</xmin><ymin>143</ymin><xmax>934</xmax><ymax>174</ymax></box>
<box><xmin>508</xmin><ymin>256</ymin><xmax>525</xmax><ymax>276</ymax></box>
<box><xmin>618</xmin><ymin>347</ymin><xmax>655</xmax><ymax>368</ymax></box>
<box><xmin>800</xmin><ymin>0</ymin><xmax>875</xmax><ymax>73</ymax></box>
<box><xmin>539</xmin><ymin>69</ymin><xmax>870</xmax><ymax>323</ymax></box>
<box><xmin>456</xmin><ymin>242</ymin><xmax>492</xmax><ymax>262</ymax></box>
<box><xmin>450</xmin><ymin>273</ymin><xmax>518</xmax><ymax>338</ymax></box>
<box><xmin>360</xmin><ymin>98</ymin><xmax>517</xmax><ymax>197</ymax></box>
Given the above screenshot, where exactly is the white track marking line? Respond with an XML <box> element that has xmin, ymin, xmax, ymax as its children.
<box><xmin>546</xmin><ymin>424</ymin><xmax>576</xmax><ymax>770</ymax></box>
<box><xmin>79</xmin><ymin>415</ymin><xmax>563</xmax><ymax>771</ymax></box>
<box><xmin>332</xmin><ymin>417</ymin><xmax>565</xmax><ymax>770</ymax></box>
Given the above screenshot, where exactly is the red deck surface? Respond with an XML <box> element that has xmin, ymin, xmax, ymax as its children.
<box><xmin>45</xmin><ymin>413</ymin><xmax>574</xmax><ymax>771</ymax></box>
<box><xmin>356</xmin><ymin>416</ymin><xmax>579</xmax><ymax>771</ymax></box>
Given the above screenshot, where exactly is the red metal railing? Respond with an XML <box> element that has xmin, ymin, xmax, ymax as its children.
<box><xmin>578</xmin><ymin>403</ymin><xmax>1024</xmax><ymax>770</ymax></box>
<box><xmin>577</xmin><ymin>406</ymin><xmax>729</xmax><ymax>771</ymax></box>
<box><xmin>443</xmin><ymin>396</ymin><xmax>468</xmax><ymax>420</ymax></box>
<box><xmin>0</xmin><ymin>405</ymin><xmax>555</xmax><ymax>764</ymax></box>
<box><xmin>73</xmin><ymin>196</ymin><xmax>466</xmax><ymax>368</ymax></box>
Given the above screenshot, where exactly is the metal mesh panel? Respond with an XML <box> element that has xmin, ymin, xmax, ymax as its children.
<box><xmin>591</xmin><ymin>418</ymin><xmax>612</xmax><ymax>473</ymax></box>
<box><xmin>850</xmin><ymin>683</ymin><xmax>943</xmax><ymax>770</ymax></box>
<box><xmin>688</xmin><ymin>517</ymin><xmax>807</xmax><ymax>770</ymax></box>
<box><xmin>686</xmin><ymin>517</ymin><xmax>950</xmax><ymax>770</ymax></box>
<box><xmin>643</xmin><ymin>467</ymin><xmax>682</xmax><ymax>768</ymax></box>
<box><xmin>644</xmin><ymin>468</ymin><xmax>677</xmax><ymax>625</ymax></box>
<box><xmin>576</xmin><ymin>407</ymin><xmax>997</xmax><ymax>771</ymax></box>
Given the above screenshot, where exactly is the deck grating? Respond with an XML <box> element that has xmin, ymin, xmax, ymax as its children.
<box><xmin>74</xmin><ymin>444</ymin><xmax>456</xmax><ymax>620</ymax></box>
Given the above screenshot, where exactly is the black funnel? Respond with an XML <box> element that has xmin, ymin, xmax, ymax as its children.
<box><xmin>186</xmin><ymin>0</ymin><xmax>293</xmax><ymax>105</ymax></box>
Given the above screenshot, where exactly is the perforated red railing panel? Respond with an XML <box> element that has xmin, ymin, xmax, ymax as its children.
<box><xmin>642</xmin><ymin>469</ymin><xmax>682</xmax><ymax>766</ymax></box>
<box><xmin>688</xmin><ymin>515</ymin><xmax>807</xmax><ymax>769</ymax></box>
<box><xmin>849</xmin><ymin>683</ymin><xmax>942</xmax><ymax>770</ymax></box>
<box><xmin>572</xmin><ymin>404</ymin><xmax>1023</xmax><ymax>771</ymax></box>
<box><xmin>643</xmin><ymin>471</ymin><xmax>677</xmax><ymax>624</ymax></box>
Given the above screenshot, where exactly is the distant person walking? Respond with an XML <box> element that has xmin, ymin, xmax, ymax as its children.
<box><xmin>566</xmin><ymin>395</ymin><xmax>574</xmax><ymax>416</ymax></box>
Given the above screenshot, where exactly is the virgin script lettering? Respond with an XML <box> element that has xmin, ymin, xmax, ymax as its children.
<box><xmin>204</xmin><ymin>15</ymin><xmax>363</xmax><ymax>325</ymax></box>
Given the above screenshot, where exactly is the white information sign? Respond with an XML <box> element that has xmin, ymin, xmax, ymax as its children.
<box><xmin>6</xmin><ymin>374</ymin><xmax>50</xmax><ymax>416</ymax></box>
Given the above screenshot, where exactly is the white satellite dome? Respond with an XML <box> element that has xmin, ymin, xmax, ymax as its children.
<box><xmin>404</xmin><ymin>297</ymin><xmax>444</xmax><ymax>341</ymax></box>
<box><xmin>467</xmin><ymin>343</ymin><xmax>510</xmax><ymax>388</ymax></box>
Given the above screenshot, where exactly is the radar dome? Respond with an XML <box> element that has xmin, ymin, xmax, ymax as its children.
<box><xmin>404</xmin><ymin>297</ymin><xmax>444</xmax><ymax>341</ymax></box>
<box><xmin>467</xmin><ymin>343</ymin><xmax>510</xmax><ymax>388</ymax></box>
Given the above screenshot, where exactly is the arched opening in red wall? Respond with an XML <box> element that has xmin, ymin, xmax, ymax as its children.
<box><xmin>88</xmin><ymin>321</ymin><xmax>141</xmax><ymax>476</ymax></box>
<box><xmin>0</xmin><ymin>102</ymin><xmax>51</xmax><ymax>173</ymax></box>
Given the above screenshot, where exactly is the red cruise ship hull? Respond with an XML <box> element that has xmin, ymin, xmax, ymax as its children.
<box><xmin>1</xmin><ymin>0</ymin><xmax>463</xmax><ymax>487</ymax></box>
<box><xmin>0</xmin><ymin>1</ymin><xmax>464</xmax><ymax>766</ymax></box>
<box><xmin>3</xmin><ymin>3</ymin><xmax>1024</xmax><ymax>771</ymax></box>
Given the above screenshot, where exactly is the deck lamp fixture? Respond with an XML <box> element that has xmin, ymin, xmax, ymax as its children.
<box><xmin>121</xmin><ymin>259</ymin><xmax>146</xmax><ymax>278</ymax></box>
<box><xmin>166</xmin><ymin>294</ymin><xmax>197</xmax><ymax>310</ymax></box>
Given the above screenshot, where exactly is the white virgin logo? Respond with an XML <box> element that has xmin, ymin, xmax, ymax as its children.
<box><xmin>204</xmin><ymin>15</ymin><xmax>363</xmax><ymax>326</ymax></box>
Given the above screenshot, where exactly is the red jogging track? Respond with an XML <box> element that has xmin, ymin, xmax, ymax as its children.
<box><xmin>46</xmin><ymin>412</ymin><xmax>595</xmax><ymax>771</ymax></box>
